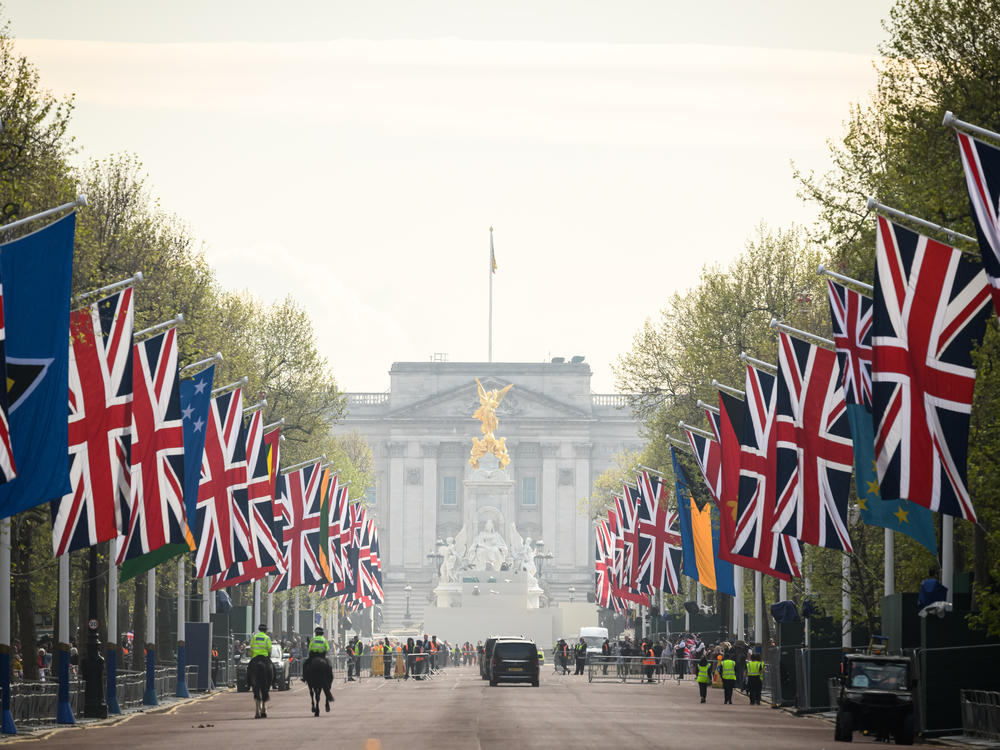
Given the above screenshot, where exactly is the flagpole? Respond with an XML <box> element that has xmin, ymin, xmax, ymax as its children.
<box><xmin>0</xmin><ymin>519</ymin><xmax>14</xmax><ymax>734</ymax></box>
<box><xmin>253</xmin><ymin>580</ymin><xmax>262</xmax><ymax>633</ymax></box>
<box><xmin>143</xmin><ymin>568</ymin><xmax>158</xmax><ymax>705</ymax></box>
<box><xmin>885</xmin><ymin>528</ymin><xmax>895</xmax><ymax>597</ymax></box>
<box><xmin>56</xmin><ymin>554</ymin><xmax>74</xmax><ymax>723</ymax></box>
<box><xmin>488</xmin><ymin>227</ymin><xmax>494</xmax><ymax>363</ymax></box>
<box><xmin>866</xmin><ymin>197</ymin><xmax>977</xmax><ymax>248</ymax></box>
<box><xmin>842</xmin><ymin>553</ymin><xmax>852</xmax><ymax>648</ymax></box>
<box><xmin>176</xmin><ymin>557</ymin><xmax>189</xmax><ymax>697</ymax></box>
<box><xmin>265</xmin><ymin>577</ymin><xmax>273</xmax><ymax>633</ymax></box>
<box><xmin>106</xmin><ymin>539</ymin><xmax>120</xmax><ymax>713</ymax></box>
<box><xmin>733</xmin><ymin>566</ymin><xmax>743</xmax><ymax>641</ymax></box>
<box><xmin>753</xmin><ymin>571</ymin><xmax>762</xmax><ymax>646</ymax></box>
<box><xmin>943</xmin><ymin>110</ymin><xmax>1000</xmax><ymax>144</ymax></box>
<box><xmin>942</xmin><ymin>515</ymin><xmax>954</xmax><ymax>605</ymax></box>
<box><xmin>0</xmin><ymin>195</ymin><xmax>87</xmax><ymax>237</ymax></box>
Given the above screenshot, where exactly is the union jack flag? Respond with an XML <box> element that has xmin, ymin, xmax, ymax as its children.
<box><xmin>594</xmin><ymin>518</ymin><xmax>624</xmax><ymax>613</ymax></box>
<box><xmin>634</xmin><ymin>471</ymin><xmax>681</xmax><ymax>594</ymax></box>
<box><xmin>772</xmin><ymin>332</ymin><xmax>853</xmax><ymax>551</ymax></box>
<box><xmin>51</xmin><ymin>289</ymin><xmax>134</xmax><ymax>556</ymax></box>
<box><xmin>827</xmin><ymin>280</ymin><xmax>873</xmax><ymax>408</ymax></box>
<box><xmin>269</xmin><ymin>461</ymin><xmax>325</xmax><ymax>590</ymax></box>
<box><xmin>194</xmin><ymin>387</ymin><xmax>250</xmax><ymax>577</ymax></box>
<box><xmin>605</xmin><ymin>506</ymin><xmax>646</xmax><ymax>608</ymax></box>
<box><xmin>210</xmin><ymin>412</ymin><xmax>282</xmax><ymax>589</ymax></box>
<box><xmin>956</xmin><ymin>130</ymin><xmax>1000</xmax><ymax>315</ymax></box>
<box><xmin>733</xmin><ymin>364</ymin><xmax>801</xmax><ymax>580</ymax></box>
<box><xmin>364</xmin><ymin>518</ymin><xmax>384</xmax><ymax>603</ymax></box>
<box><xmin>685</xmin><ymin>423</ymin><xmax>722</xmax><ymax>503</ymax></box>
<box><xmin>872</xmin><ymin>216</ymin><xmax>991</xmax><ymax>521</ymax></box>
<box><xmin>323</xmin><ymin>482</ymin><xmax>354</xmax><ymax>595</ymax></box>
<box><xmin>0</xmin><ymin>275</ymin><xmax>14</xmax><ymax>483</ymax></box>
<box><xmin>117</xmin><ymin>328</ymin><xmax>189</xmax><ymax>563</ymax></box>
<box><xmin>614</xmin><ymin>488</ymin><xmax>642</xmax><ymax>592</ymax></box>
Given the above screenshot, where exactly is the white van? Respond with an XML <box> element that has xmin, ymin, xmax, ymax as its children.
<box><xmin>579</xmin><ymin>626</ymin><xmax>609</xmax><ymax>655</ymax></box>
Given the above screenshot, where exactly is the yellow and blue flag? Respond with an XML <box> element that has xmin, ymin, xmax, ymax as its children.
<box><xmin>672</xmin><ymin>447</ymin><xmax>735</xmax><ymax>596</ymax></box>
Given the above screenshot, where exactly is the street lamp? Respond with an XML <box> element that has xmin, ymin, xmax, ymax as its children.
<box><xmin>568</xmin><ymin>585</ymin><xmax>576</xmax><ymax>603</ymax></box>
<box><xmin>533</xmin><ymin>539</ymin><xmax>554</xmax><ymax>579</ymax></box>
<box><xmin>427</xmin><ymin>539</ymin><xmax>444</xmax><ymax>579</ymax></box>
<box><xmin>404</xmin><ymin>584</ymin><xmax>412</xmax><ymax>624</ymax></box>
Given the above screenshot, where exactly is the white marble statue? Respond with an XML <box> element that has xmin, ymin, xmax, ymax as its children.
<box><xmin>509</xmin><ymin>523</ymin><xmax>537</xmax><ymax>579</ymax></box>
<box><xmin>465</xmin><ymin>519</ymin><xmax>508</xmax><ymax>570</ymax></box>
<box><xmin>439</xmin><ymin>537</ymin><xmax>460</xmax><ymax>583</ymax></box>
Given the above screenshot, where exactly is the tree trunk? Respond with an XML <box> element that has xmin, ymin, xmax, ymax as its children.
<box><xmin>12</xmin><ymin>516</ymin><xmax>38</xmax><ymax>680</ymax></box>
<box><xmin>973</xmin><ymin>524</ymin><xmax>990</xmax><ymax>609</ymax></box>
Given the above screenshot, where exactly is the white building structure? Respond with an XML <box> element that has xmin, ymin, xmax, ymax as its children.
<box><xmin>332</xmin><ymin>359</ymin><xmax>643</xmax><ymax>631</ymax></box>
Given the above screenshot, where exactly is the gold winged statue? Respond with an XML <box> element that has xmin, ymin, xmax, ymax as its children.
<box><xmin>469</xmin><ymin>378</ymin><xmax>513</xmax><ymax>469</ymax></box>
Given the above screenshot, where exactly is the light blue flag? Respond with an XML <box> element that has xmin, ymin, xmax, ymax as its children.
<box><xmin>849</xmin><ymin>404</ymin><xmax>937</xmax><ymax>555</ymax></box>
<box><xmin>0</xmin><ymin>214</ymin><xmax>75</xmax><ymax>518</ymax></box>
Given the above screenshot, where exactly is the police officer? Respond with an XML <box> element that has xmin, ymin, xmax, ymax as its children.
<box><xmin>696</xmin><ymin>655</ymin><xmax>712</xmax><ymax>703</ymax></box>
<box><xmin>746</xmin><ymin>651</ymin><xmax>763</xmax><ymax>705</ymax></box>
<box><xmin>720</xmin><ymin>650</ymin><xmax>738</xmax><ymax>704</ymax></box>
<box><xmin>574</xmin><ymin>637</ymin><xmax>587</xmax><ymax>675</ymax></box>
<box><xmin>248</xmin><ymin>624</ymin><xmax>273</xmax><ymax>689</ymax></box>
<box><xmin>302</xmin><ymin>626</ymin><xmax>329</xmax><ymax>679</ymax></box>
<box><xmin>383</xmin><ymin>637</ymin><xmax>393</xmax><ymax>680</ymax></box>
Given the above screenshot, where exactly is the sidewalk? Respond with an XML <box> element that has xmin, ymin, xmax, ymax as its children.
<box><xmin>0</xmin><ymin>688</ymin><xmax>227</xmax><ymax>743</ymax></box>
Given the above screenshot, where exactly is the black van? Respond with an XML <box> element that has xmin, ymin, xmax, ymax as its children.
<box><xmin>489</xmin><ymin>639</ymin><xmax>539</xmax><ymax>687</ymax></box>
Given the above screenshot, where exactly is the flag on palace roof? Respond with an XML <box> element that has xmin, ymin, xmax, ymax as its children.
<box><xmin>772</xmin><ymin>332</ymin><xmax>853</xmax><ymax>552</ymax></box>
<box><xmin>872</xmin><ymin>216</ymin><xmax>991</xmax><ymax>521</ymax></box>
<box><xmin>50</xmin><ymin>287</ymin><xmax>134</xmax><ymax>555</ymax></box>
<box><xmin>0</xmin><ymin>214</ymin><xmax>75</xmax><ymax>519</ymax></box>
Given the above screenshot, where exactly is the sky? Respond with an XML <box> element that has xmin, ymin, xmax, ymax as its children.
<box><xmin>6</xmin><ymin>1</ymin><xmax>892</xmax><ymax>394</ymax></box>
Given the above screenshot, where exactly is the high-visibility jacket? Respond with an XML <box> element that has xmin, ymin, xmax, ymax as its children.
<box><xmin>353</xmin><ymin>642</ymin><xmax>364</xmax><ymax>656</ymax></box>
<box><xmin>308</xmin><ymin>636</ymin><xmax>329</xmax><ymax>654</ymax></box>
<box><xmin>643</xmin><ymin>648</ymin><xmax>656</xmax><ymax>666</ymax></box>
<box><xmin>721</xmin><ymin>659</ymin><xmax>737</xmax><ymax>681</ymax></box>
<box><xmin>697</xmin><ymin>664</ymin><xmax>711</xmax><ymax>684</ymax></box>
<box><xmin>747</xmin><ymin>660</ymin><xmax>763</xmax><ymax>677</ymax></box>
<box><xmin>250</xmin><ymin>631</ymin><xmax>272</xmax><ymax>658</ymax></box>
<box><xmin>429</xmin><ymin>642</ymin><xmax>438</xmax><ymax>653</ymax></box>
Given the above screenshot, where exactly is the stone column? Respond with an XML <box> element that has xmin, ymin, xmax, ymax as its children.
<box><xmin>541</xmin><ymin>442</ymin><xmax>559</xmax><ymax>557</ymax></box>
<box><xmin>387</xmin><ymin>441</ymin><xmax>407</xmax><ymax>568</ymax></box>
<box><xmin>421</xmin><ymin>442</ymin><xmax>439</xmax><ymax>565</ymax></box>
<box><xmin>573</xmin><ymin>443</ymin><xmax>592</xmax><ymax>569</ymax></box>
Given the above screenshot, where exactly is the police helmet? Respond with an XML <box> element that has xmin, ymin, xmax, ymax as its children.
<box><xmin>314</xmin><ymin>627</ymin><xmax>324</xmax><ymax>636</ymax></box>
<box><xmin>258</xmin><ymin>624</ymin><xmax>267</xmax><ymax>632</ymax></box>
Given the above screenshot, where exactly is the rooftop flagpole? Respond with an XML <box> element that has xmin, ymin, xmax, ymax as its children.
<box><xmin>489</xmin><ymin>227</ymin><xmax>495</xmax><ymax>363</ymax></box>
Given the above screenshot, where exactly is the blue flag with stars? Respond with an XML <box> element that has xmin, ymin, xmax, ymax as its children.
<box><xmin>0</xmin><ymin>214</ymin><xmax>75</xmax><ymax>518</ymax></box>
<box><xmin>849</xmin><ymin>404</ymin><xmax>936</xmax><ymax>555</ymax></box>
<box><xmin>180</xmin><ymin>365</ymin><xmax>215</xmax><ymax>529</ymax></box>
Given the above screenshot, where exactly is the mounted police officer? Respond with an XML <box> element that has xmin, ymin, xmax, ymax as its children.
<box><xmin>301</xmin><ymin>626</ymin><xmax>329</xmax><ymax>679</ymax></box>
<box><xmin>248</xmin><ymin>624</ymin><xmax>274</xmax><ymax>690</ymax></box>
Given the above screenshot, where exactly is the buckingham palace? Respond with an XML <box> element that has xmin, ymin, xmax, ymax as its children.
<box><xmin>331</xmin><ymin>358</ymin><xmax>644</xmax><ymax>630</ymax></box>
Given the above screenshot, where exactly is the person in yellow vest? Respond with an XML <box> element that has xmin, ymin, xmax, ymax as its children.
<box><xmin>746</xmin><ymin>651</ymin><xmax>763</xmax><ymax>705</ymax></box>
<box><xmin>247</xmin><ymin>624</ymin><xmax>274</xmax><ymax>690</ymax></box>
<box><xmin>720</xmin><ymin>650</ymin><xmax>738</xmax><ymax>705</ymax></box>
<box><xmin>696</xmin><ymin>655</ymin><xmax>712</xmax><ymax>703</ymax></box>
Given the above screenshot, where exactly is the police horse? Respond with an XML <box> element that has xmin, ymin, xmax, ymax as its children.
<box><xmin>303</xmin><ymin>655</ymin><xmax>334</xmax><ymax>717</ymax></box>
<box><xmin>247</xmin><ymin>654</ymin><xmax>273</xmax><ymax>719</ymax></box>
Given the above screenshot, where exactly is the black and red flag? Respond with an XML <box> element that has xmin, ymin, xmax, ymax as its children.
<box><xmin>872</xmin><ymin>216</ymin><xmax>991</xmax><ymax>521</ymax></box>
<box><xmin>51</xmin><ymin>288</ymin><xmax>134</xmax><ymax>556</ymax></box>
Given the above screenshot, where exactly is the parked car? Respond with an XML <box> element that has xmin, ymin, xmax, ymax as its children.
<box><xmin>834</xmin><ymin>653</ymin><xmax>916</xmax><ymax>744</ymax></box>
<box><xmin>489</xmin><ymin>639</ymin><xmax>539</xmax><ymax>687</ymax></box>
<box><xmin>236</xmin><ymin>644</ymin><xmax>292</xmax><ymax>692</ymax></box>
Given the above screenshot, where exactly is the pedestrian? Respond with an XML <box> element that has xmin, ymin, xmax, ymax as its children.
<box><xmin>746</xmin><ymin>651</ymin><xmax>763</xmax><ymax>705</ymax></box>
<box><xmin>574</xmin><ymin>637</ymin><xmax>587</xmax><ymax>675</ymax></box>
<box><xmin>642</xmin><ymin>640</ymin><xmax>656</xmax><ymax>683</ymax></box>
<box><xmin>696</xmin><ymin>655</ymin><xmax>712</xmax><ymax>703</ymax></box>
<box><xmin>383</xmin><ymin>637</ymin><xmax>393</xmax><ymax>680</ymax></box>
<box><xmin>721</xmin><ymin>650</ymin><xmax>737</xmax><ymax>704</ymax></box>
<box><xmin>557</xmin><ymin>638</ymin><xmax>570</xmax><ymax>675</ymax></box>
<box><xmin>601</xmin><ymin>638</ymin><xmax>611</xmax><ymax>676</ymax></box>
<box><xmin>674</xmin><ymin>639</ymin><xmax>686</xmax><ymax>681</ymax></box>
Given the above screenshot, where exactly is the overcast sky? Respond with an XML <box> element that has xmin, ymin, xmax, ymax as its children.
<box><xmin>6</xmin><ymin>1</ymin><xmax>892</xmax><ymax>393</ymax></box>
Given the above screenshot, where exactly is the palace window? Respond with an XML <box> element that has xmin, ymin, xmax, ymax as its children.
<box><xmin>521</xmin><ymin>476</ymin><xmax>537</xmax><ymax>506</ymax></box>
<box><xmin>442</xmin><ymin>476</ymin><xmax>458</xmax><ymax>506</ymax></box>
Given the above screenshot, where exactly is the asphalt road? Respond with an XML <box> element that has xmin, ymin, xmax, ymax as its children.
<box><xmin>11</xmin><ymin>665</ymin><xmax>934</xmax><ymax>749</ymax></box>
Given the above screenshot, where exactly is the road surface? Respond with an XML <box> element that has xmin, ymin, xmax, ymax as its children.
<box><xmin>11</xmin><ymin>665</ymin><xmax>933</xmax><ymax>749</ymax></box>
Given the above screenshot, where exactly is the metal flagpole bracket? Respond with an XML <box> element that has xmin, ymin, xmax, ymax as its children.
<box><xmin>665</xmin><ymin>435</ymin><xmax>692</xmax><ymax>453</ymax></box>
<box><xmin>134</xmin><ymin>313</ymin><xmax>184</xmax><ymax>341</ymax></box>
<box><xmin>817</xmin><ymin>264</ymin><xmax>873</xmax><ymax>295</ymax></box>
<box><xmin>180</xmin><ymin>352</ymin><xmax>223</xmax><ymax>376</ymax></box>
<box><xmin>280</xmin><ymin>454</ymin><xmax>326</xmax><ymax>475</ymax></box>
<box><xmin>712</xmin><ymin>379</ymin><xmax>745</xmax><ymax>398</ymax></box>
<box><xmin>634</xmin><ymin>463</ymin><xmax>664</xmax><ymax>476</ymax></box>
<box><xmin>211</xmin><ymin>376</ymin><xmax>248</xmax><ymax>398</ymax></box>
<box><xmin>244</xmin><ymin>399</ymin><xmax>267</xmax><ymax>416</ymax></box>
<box><xmin>866</xmin><ymin>196</ymin><xmax>977</xmax><ymax>248</ymax></box>
<box><xmin>0</xmin><ymin>194</ymin><xmax>88</xmax><ymax>238</ymax></box>
<box><xmin>74</xmin><ymin>272</ymin><xmax>144</xmax><ymax>305</ymax></box>
<box><xmin>943</xmin><ymin>110</ymin><xmax>1000</xmax><ymax>145</ymax></box>
<box><xmin>769</xmin><ymin>318</ymin><xmax>835</xmax><ymax>350</ymax></box>
<box><xmin>739</xmin><ymin>351</ymin><xmax>777</xmax><ymax>374</ymax></box>
<box><xmin>696</xmin><ymin>399</ymin><xmax>719</xmax><ymax>414</ymax></box>
<box><xmin>262</xmin><ymin>417</ymin><xmax>285</xmax><ymax>431</ymax></box>
<box><xmin>678</xmin><ymin>421</ymin><xmax>714</xmax><ymax>440</ymax></box>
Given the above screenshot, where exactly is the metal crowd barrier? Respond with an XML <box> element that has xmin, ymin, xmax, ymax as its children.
<box><xmin>961</xmin><ymin>690</ymin><xmax>1000</xmax><ymax>740</ymax></box>
<box><xmin>586</xmin><ymin>656</ymin><xmax>664</xmax><ymax>683</ymax></box>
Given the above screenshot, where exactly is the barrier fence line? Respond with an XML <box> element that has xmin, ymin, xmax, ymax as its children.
<box><xmin>961</xmin><ymin>690</ymin><xmax>1000</xmax><ymax>740</ymax></box>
